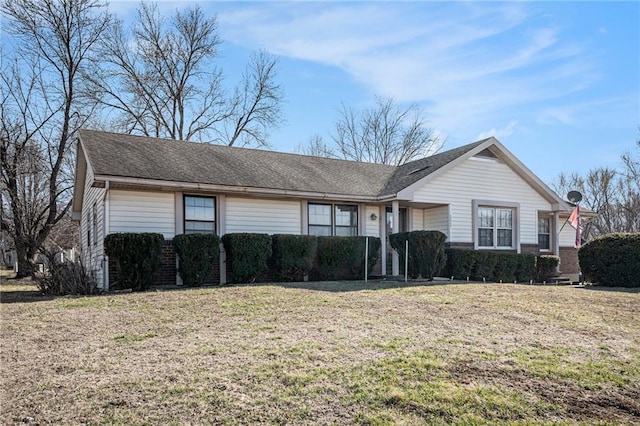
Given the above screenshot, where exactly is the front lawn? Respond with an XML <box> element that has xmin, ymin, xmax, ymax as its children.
<box><xmin>1</xmin><ymin>280</ymin><xmax>638</xmax><ymax>424</ymax></box>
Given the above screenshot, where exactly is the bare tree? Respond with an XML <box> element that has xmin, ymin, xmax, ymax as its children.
<box><xmin>1</xmin><ymin>0</ymin><xmax>111</xmax><ymax>277</ymax></box>
<box><xmin>331</xmin><ymin>96</ymin><xmax>442</xmax><ymax>165</ymax></box>
<box><xmin>553</xmin><ymin>136</ymin><xmax>640</xmax><ymax>239</ymax></box>
<box><xmin>295</xmin><ymin>134</ymin><xmax>337</xmax><ymax>158</ymax></box>
<box><xmin>92</xmin><ymin>3</ymin><xmax>283</xmax><ymax>145</ymax></box>
<box><xmin>225</xmin><ymin>50</ymin><xmax>284</xmax><ymax>147</ymax></box>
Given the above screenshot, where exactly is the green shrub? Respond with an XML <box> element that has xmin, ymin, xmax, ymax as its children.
<box><xmin>493</xmin><ymin>253</ymin><xmax>519</xmax><ymax>282</ymax></box>
<box><xmin>173</xmin><ymin>234</ymin><xmax>220</xmax><ymax>287</ymax></box>
<box><xmin>221</xmin><ymin>233</ymin><xmax>272</xmax><ymax>284</ymax></box>
<box><xmin>579</xmin><ymin>233</ymin><xmax>640</xmax><ymax>287</ymax></box>
<box><xmin>536</xmin><ymin>255</ymin><xmax>559</xmax><ymax>282</ymax></box>
<box><xmin>443</xmin><ymin>249</ymin><xmax>536</xmax><ymax>282</ymax></box>
<box><xmin>316</xmin><ymin>236</ymin><xmax>381</xmax><ymax>280</ymax></box>
<box><xmin>443</xmin><ymin>249</ymin><xmax>476</xmax><ymax>279</ymax></box>
<box><xmin>271</xmin><ymin>234</ymin><xmax>318</xmax><ymax>282</ymax></box>
<box><xmin>389</xmin><ymin>231</ymin><xmax>447</xmax><ymax>279</ymax></box>
<box><xmin>515</xmin><ymin>254</ymin><xmax>536</xmax><ymax>282</ymax></box>
<box><xmin>473</xmin><ymin>251</ymin><xmax>498</xmax><ymax>281</ymax></box>
<box><xmin>350</xmin><ymin>236</ymin><xmax>381</xmax><ymax>279</ymax></box>
<box><xmin>104</xmin><ymin>233</ymin><xmax>164</xmax><ymax>291</ymax></box>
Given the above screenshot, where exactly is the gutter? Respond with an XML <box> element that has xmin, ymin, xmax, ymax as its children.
<box><xmin>94</xmin><ymin>175</ymin><xmax>390</xmax><ymax>203</ymax></box>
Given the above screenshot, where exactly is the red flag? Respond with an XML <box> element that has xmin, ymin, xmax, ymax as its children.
<box><xmin>568</xmin><ymin>206</ymin><xmax>581</xmax><ymax>248</ymax></box>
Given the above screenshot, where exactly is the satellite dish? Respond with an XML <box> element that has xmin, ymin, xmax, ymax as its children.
<box><xmin>567</xmin><ymin>190</ymin><xmax>583</xmax><ymax>203</ymax></box>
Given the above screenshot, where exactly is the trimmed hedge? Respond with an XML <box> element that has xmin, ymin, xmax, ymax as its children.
<box><xmin>316</xmin><ymin>236</ymin><xmax>381</xmax><ymax>280</ymax></box>
<box><xmin>579</xmin><ymin>233</ymin><xmax>640</xmax><ymax>287</ymax></box>
<box><xmin>442</xmin><ymin>249</ymin><xmax>475</xmax><ymax>279</ymax></box>
<box><xmin>536</xmin><ymin>255</ymin><xmax>559</xmax><ymax>282</ymax></box>
<box><xmin>516</xmin><ymin>254</ymin><xmax>537</xmax><ymax>282</ymax></box>
<box><xmin>271</xmin><ymin>234</ymin><xmax>318</xmax><ymax>282</ymax></box>
<box><xmin>389</xmin><ymin>231</ymin><xmax>447</xmax><ymax>279</ymax></box>
<box><xmin>174</xmin><ymin>233</ymin><xmax>220</xmax><ymax>287</ymax></box>
<box><xmin>222</xmin><ymin>233</ymin><xmax>272</xmax><ymax>284</ymax></box>
<box><xmin>443</xmin><ymin>248</ymin><xmax>537</xmax><ymax>282</ymax></box>
<box><xmin>104</xmin><ymin>233</ymin><xmax>163</xmax><ymax>291</ymax></box>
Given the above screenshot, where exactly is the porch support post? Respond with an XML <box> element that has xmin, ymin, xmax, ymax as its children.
<box><xmin>380</xmin><ymin>205</ymin><xmax>387</xmax><ymax>276</ymax></box>
<box><xmin>392</xmin><ymin>200</ymin><xmax>400</xmax><ymax>276</ymax></box>
<box><xmin>553</xmin><ymin>211</ymin><xmax>561</xmax><ymax>273</ymax></box>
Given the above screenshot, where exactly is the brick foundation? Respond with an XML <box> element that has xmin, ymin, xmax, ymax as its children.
<box><xmin>559</xmin><ymin>246</ymin><xmax>580</xmax><ymax>274</ymax></box>
<box><xmin>157</xmin><ymin>240</ymin><xmax>177</xmax><ymax>286</ymax></box>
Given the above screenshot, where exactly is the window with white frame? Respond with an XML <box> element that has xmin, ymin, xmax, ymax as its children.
<box><xmin>308</xmin><ymin>203</ymin><xmax>358</xmax><ymax>236</ymax></box>
<box><xmin>477</xmin><ymin>207</ymin><xmax>514</xmax><ymax>248</ymax></box>
<box><xmin>538</xmin><ymin>216</ymin><xmax>550</xmax><ymax>251</ymax></box>
<box><xmin>184</xmin><ymin>195</ymin><xmax>216</xmax><ymax>234</ymax></box>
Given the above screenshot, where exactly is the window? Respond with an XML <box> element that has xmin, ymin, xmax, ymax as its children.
<box><xmin>308</xmin><ymin>203</ymin><xmax>358</xmax><ymax>236</ymax></box>
<box><xmin>477</xmin><ymin>207</ymin><xmax>513</xmax><ymax>248</ymax></box>
<box><xmin>538</xmin><ymin>217</ymin><xmax>550</xmax><ymax>251</ymax></box>
<box><xmin>184</xmin><ymin>196</ymin><xmax>216</xmax><ymax>234</ymax></box>
<box><xmin>92</xmin><ymin>203</ymin><xmax>98</xmax><ymax>246</ymax></box>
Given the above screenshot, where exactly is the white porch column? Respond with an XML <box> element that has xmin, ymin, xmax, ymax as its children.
<box><xmin>553</xmin><ymin>211</ymin><xmax>561</xmax><ymax>273</ymax></box>
<box><xmin>553</xmin><ymin>211</ymin><xmax>560</xmax><ymax>256</ymax></box>
<box><xmin>380</xmin><ymin>205</ymin><xmax>387</xmax><ymax>276</ymax></box>
<box><xmin>392</xmin><ymin>200</ymin><xmax>400</xmax><ymax>276</ymax></box>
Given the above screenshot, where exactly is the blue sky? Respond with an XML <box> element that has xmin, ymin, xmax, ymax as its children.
<box><xmin>24</xmin><ymin>1</ymin><xmax>640</xmax><ymax>184</ymax></box>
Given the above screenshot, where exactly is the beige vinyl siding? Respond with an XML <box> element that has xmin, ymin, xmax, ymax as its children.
<box><xmin>411</xmin><ymin>157</ymin><xmax>552</xmax><ymax>244</ymax></box>
<box><xmin>109</xmin><ymin>190</ymin><xmax>175</xmax><ymax>238</ymax></box>
<box><xmin>559</xmin><ymin>219</ymin><xmax>579</xmax><ymax>247</ymax></box>
<box><xmin>365</xmin><ymin>205</ymin><xmax>380</xmax><ymax>237</ymax></box>
<box><xmin>80</xmin><ymin>165</ymin><xmax>105</xmax><ymax>287</ymax></box>
<box><xmin>225</xmin><ymin>197</ymin><xmax>301</xmax><ymax>235</ymax></box>
<box><xmin>411</xmin><ymin>208</ymin><xmax>424</xmax><ymax>231</ymax></box>
<box><xmin>424</xmin><ymin>205</ymin><xmax>449</xmax><ymax>238</ymax></box>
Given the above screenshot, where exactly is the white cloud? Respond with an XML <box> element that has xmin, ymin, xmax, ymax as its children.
<box><xmin>477</xmin><ymin>120</ymin><xmax>518</xmax><ymax>140</ymax></box>
<box><xmin>216</xmin><ymin>2</ymin><xmax>601</xmax><ymax>144</ymax></box>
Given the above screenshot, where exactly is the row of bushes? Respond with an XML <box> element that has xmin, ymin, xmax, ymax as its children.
<box><xmin>104</xmin><ymin>232</ymin><xmax>382</xmax><ymax>289</ymax></box>
<box><xmin>579</xmin><ymin>233</ymin><xmax>639</xmax><ymax>287</ymax></box>
<box><xmin>442</xmin><ymin>249</ymin><xmax>559</xmax><ymax>283</ymax></box>
<box><xmin>223</xmin><ymin>233</ymin><xmax>381</xmax><ymax>284</ymax></box>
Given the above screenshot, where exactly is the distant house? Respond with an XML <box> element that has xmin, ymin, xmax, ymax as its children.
<box><xmin>72</xmin><ymin>129</ymin><xmax>585</xmax><ymax>288</ymax></box>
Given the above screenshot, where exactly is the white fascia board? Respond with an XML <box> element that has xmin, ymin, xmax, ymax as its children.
<box><xmin>489</xmin><ymin>139</ymin><xmax>570</xmax><ymax>210</ymax></box>
<box><xmin>71</xmin><ymin>139</ymin><xmax>91</xmax><ymax>218</ymax></box>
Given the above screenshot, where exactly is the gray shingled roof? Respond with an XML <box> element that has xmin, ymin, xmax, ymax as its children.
<box><xmin>79</xmin><ymin>129</ymin><xmax>485</xmax><ymax>198</ymax></box>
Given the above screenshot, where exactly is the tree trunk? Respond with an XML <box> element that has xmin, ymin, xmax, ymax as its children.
<box><xmin>14</xmin><ymin>242</ymin><xmax>35</xmax><ymax>278</ymax></box>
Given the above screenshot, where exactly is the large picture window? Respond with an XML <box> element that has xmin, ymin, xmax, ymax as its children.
<box><xmin>184</xmin><ymin>196</ymin><xmax>216</xmax><ymax>234</ymax></box>
<box><xmin>477</xmin><ymin>207</ymin><xmax>513</xmax><ymax>248</ymax></box>
<box><xmin>308</xmin><ymin>203</ymin><xmax>358</xmax><ymax>236</ymax></box>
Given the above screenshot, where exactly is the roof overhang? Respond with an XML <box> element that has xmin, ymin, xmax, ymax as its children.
<box><xmin>95</xmin><ymin>174</ymin><xmax>384</xmax><ymax>203</ymax></box>
<box><xmin>71</xmin><ymin>138</ymin><xmax>89</xmax><ymax>221</ymax></box>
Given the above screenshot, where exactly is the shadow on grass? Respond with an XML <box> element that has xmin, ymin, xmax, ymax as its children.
<box><xmin>580</xmin><ymin>285</ymin><xmax>640</xmax><ymax>293</ymax></box>
<box><xmin>0</xmin><ymin>289</ymin><xmax>54</xmax><ymax>304</ymax></box>
<box><xmin>235</xmin><ymin>278</ymin><xmax>473</xmax><ymax>293</ymax></box>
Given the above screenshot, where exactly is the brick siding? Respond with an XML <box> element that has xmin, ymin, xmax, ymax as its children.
<box><xmin>559</xmin><ymin>247</ymin><xmax>580</xmax><ymax>274</ymax></box>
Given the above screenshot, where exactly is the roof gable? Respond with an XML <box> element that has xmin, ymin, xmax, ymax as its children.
<box><xmin>395</xmin><ymin>138</ymin><xmax>569</xmax><ymax>207</ymax></box>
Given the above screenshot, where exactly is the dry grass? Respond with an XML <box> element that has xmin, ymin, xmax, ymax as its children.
<box><xmin>1</xmin><ymin>277</ymin><xmax>639</xmax><ymax>425</ymax></box>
